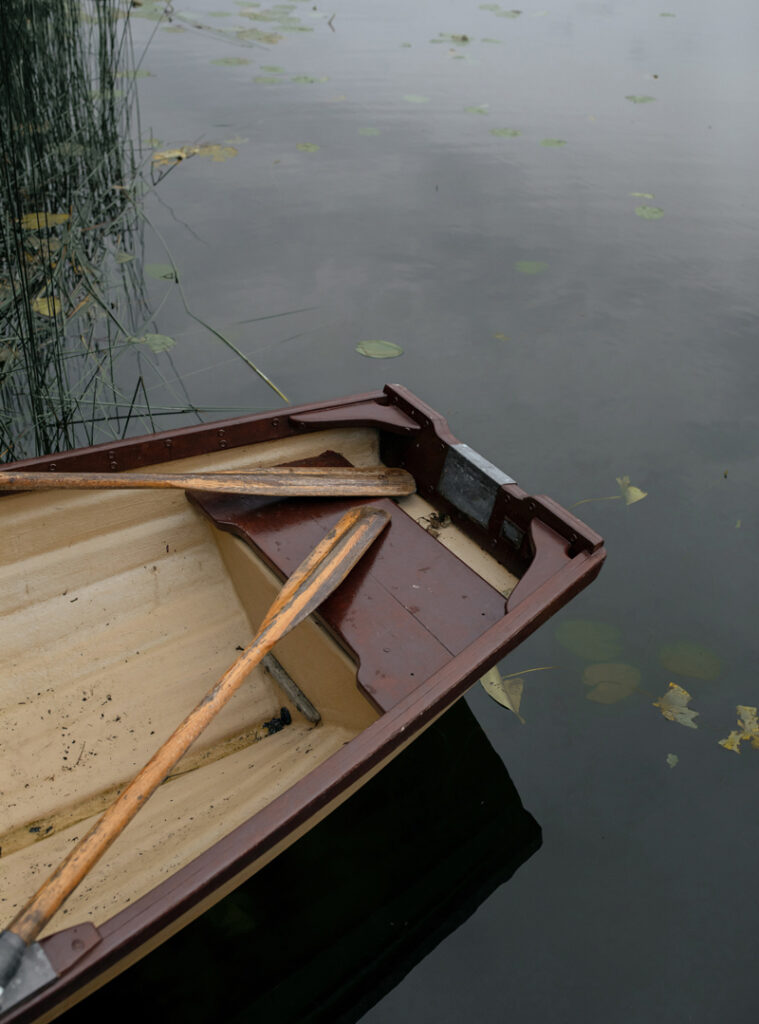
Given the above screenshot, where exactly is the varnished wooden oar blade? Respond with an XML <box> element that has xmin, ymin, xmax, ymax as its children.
<box><xmin>0</xmin><ymin>466</ymin><xmax>415</xmax><ymax>497</ymax></box>
<box><xmin>257</xmin><ymin>505</ymin><xmax>389</xmax><ymax>635</ymax></box>
<box><xmin>0</xmin><ymin>505</ymin><xmax>388</xmax><ymax>982</ymax></box>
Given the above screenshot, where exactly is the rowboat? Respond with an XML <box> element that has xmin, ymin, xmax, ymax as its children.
<box><xmin>0</xmin><ymin>384</ymin><xmax>605</xmax><ymax>1021</ymax></box>
<box><xmin>75</xmin><ymin>698</ymin><xmax>542</xmax><ymax>1024</ymax></box>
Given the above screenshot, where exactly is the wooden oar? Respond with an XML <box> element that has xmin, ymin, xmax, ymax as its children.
<box><xmin>0</xmin><ymin>505</ymin><xmax>390</xmax><ymax>997</ymax></box>
<box><xmin>0</xmin><ymin>465</ymin><xmax>415</xmax><ymax>497</ymax></box>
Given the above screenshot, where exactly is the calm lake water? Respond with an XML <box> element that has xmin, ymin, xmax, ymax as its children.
<box><xmin>67</xmin><ymin>0</ymin><xmax>759</xmax><ymax>1019</ymax></box>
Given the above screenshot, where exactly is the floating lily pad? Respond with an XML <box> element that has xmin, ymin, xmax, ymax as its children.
<box><xmin>254</xmin><ymin>76</ymin><xmax>281</xmax><ymax>83</ymax></box>
<box><xmin>403</xmin><ymin>94</ymin><xmax>430</xmax><ymax>104</ymax></box>
<box><xmin>464</xmin><ymin>105</ymin><xmax>489</xmax><ymax>115</ymax></box>
<box><xmin>493</xmin><ymin>333</ymin><xmax>510</xmax><ymax>341</ymax></box>
<box><xmin>626</xmin><ymin>94</ymin><xmax>656</xmax><ymax>103</ymax></box>
<box><xmin>145</xmin><ymin>263</ymin><xmax>177</xmax><ymax>281</ymax></box>
<box><xmin>482</xmin><ymin>37</ymin><xmax>502</xmax><ymax>43</ymax></box>
<box><xmin>491</xmin><ymin>128</ymin><xmax>520</xmax><ymax>137</ymax></box>
<box><xmin>556</xmin><ymin>619</ymin><xmax>624</xmax><ymax>661</ymax></box>
<box><xmin>211</xmin><ymin>57</ymin><xmax>251</xmax><ymax>66</ymax></box>
<box><xmin>630</xmin><ymin>192</ymin><xmax>655</xmax><ymax>199</ymax></box>
<box><xmin>660</xmin><ymin>11</ymin><xmax>676</xmax><ymax>16</ymax></box>
<box><xmin>196</xmin><ymin>144</ymin><xmax>238</xmax><ymax>162</ymax></box>
<box><xmin>583</xmin><ymin>662</ymin><xmax>640</xmax><ymax>703</ymax></box>
<box><xmin>132</xmin><ymin>333</ymin><xmax>176</xmax><ymax>353</ymax></box>
<box><xmin>496</xmin><ymin>9</ymin><xmax>522</xmax><ymax>18</ymax></box>
<box><xmin>358</xmin><ymin>127</ymin><xmax>380</xmax><ymax>136</ymax></box>
<box><xmin>355</xmin><ymin>340</ymin><xmax>403</xmax><ymax>359</ymax></box>
<box><xmin>541</xmin><ymin>138</ymin><xmax>567</xmax><ymax>146</ymax></box>
<box><xmin>635</xmin><ymin>204</ymin><xmax>664</xmax><ymax>220</ymax></box>
<box><xmin>261</xmin><ymin>65</ymin><xmax>284</xmax><ymax>71</ymax></box>
<box><xmin>296</xmin><ymin>142</ymin><xmax>319</xmax><ymax>151</ymax></box>
<box><xmin>515</xmin><ymin>260</ymin><xmax>548</xmax><ymax>274</ymax></box>
<box><xmin>666</xmin><ymin>753</ymin><xmax>679</xmax><ymax>767</ymax></box>
<box><xmin>292</xmin><ymin>75</ymin><xmax>328</xmax><ymax>83</ymax></box>
<box><xmin>658</xmin><ymin>642</ymin><xmax>721</xmax><ymax>681</ymax></box>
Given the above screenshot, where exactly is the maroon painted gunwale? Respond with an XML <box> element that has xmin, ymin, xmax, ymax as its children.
<box><xmin>1</xmin><ymin>386</ymin><xmax>606</xmax><ymax>1023</ymax></box>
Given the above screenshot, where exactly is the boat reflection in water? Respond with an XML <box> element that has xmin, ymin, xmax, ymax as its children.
<box><xmin>72</xmin><ymin>698</ymin><xmax>540</xmax><ymax>1023</ymax></box>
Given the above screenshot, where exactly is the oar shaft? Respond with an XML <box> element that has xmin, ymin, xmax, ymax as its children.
<box><xmin>0</xmin><ymin>466</ymin><xmax>415</xmax><ymax>497</ymax></box>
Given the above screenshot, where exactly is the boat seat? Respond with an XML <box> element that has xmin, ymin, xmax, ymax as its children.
<box><xmin>187</xmin><ymin>453</ymin><xmax>507</xmax><ymax>713</ymax></box>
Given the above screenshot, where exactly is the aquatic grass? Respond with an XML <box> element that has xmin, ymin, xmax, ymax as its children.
<box><xmin>1</xmin><ymin>0</ymin><xmax>286</xmax><ymax>461</ymax></box>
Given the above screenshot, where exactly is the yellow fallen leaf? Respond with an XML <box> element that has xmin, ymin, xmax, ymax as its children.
<box><xmin>653</xmin><ymin>682</ymin><xmax>699</xmax><ymax>729</ymax></box>
<box><xmin>719</xmin><ymin>705</ymin><xmax>759</xmax><ymax>753</ymax></box>
<box><xmin>152</xmin><ymin>146</ymin><xmax>194</xmax><ymax>166</ymax></box>
<box><xmin>195</xmin><ymin>144</ymin><xmax>238</xmax><ymax>162</ymax></box>
<box><xmin>617</xmin><ymin>475</ymin><xmax>648</xmax><ymax>505</ymax></box>
<box><xmin>480</xmin><ymin>666</ymin><xmax>525</xmax><ymax>722</ymax></box>
<box><xmin>20</xmin><ymin>212</ymin><xmax>70</xmax><ymax>230</ymax></box>
<box><xmin>583</xmin><ymin>662</ymin><xmax>640</xmax><ymax>704</ymax></box>
<box><xmin>30</xmin><ymin>296</ymin><xmax>61</xmax><ymax>317</ymax></box>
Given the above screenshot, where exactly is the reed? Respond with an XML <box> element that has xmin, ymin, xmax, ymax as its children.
<box><xmin>0</xmin><ymin>0</ymin><xmax>283</xmax><ymax>463</ymax></box>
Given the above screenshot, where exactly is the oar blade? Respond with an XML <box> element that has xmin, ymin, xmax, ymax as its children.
<box><xmin>257</xmin><ymin>505</ymin><xmax>390</xmax><ymax>638</ymax></box>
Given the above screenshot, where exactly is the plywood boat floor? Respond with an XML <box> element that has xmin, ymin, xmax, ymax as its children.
<box><xmin>0</xmin><ymin>422</ymin><xmax>522</xmax><ymax>943</ymax></box>
<box><xmin>0</xmin><ymin>429</ymin><xmax>387</xmax><ymax>936</ymax></box>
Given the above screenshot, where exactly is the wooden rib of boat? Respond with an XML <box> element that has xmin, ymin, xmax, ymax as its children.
<box><xmin>0</xmin><ymin>384</ymin><xmax>605</xmax><ymax>1022</ymax></box>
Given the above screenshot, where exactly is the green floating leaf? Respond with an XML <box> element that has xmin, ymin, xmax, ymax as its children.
<box><xmin>626</xmin><ymin>94</ymin><xmax>656</xmax><ymax>103</ymax></box>
<box><xmin>296</xmin><ymin>142</ymin><xmax>319</xmax><ymax>151</ymax></box>
<box><xmin>491</xmin><ymin>128</ymin><xmax>520</xmax><ymax>137</ymax></box>
<box><xmin>658</xmin><ymin>642</ymin><xmax>721</xmax><ymax>681</ymax></box>
<box><xmin>464</xmin><ymin>105</ymin><xmax>489</xmax><ymax>115</ymax></box>
<box><xmin>132</xmin><ymin>333</ymin><xmax>176</xmax><ymax>353</ymax></box>
<box><xmin>583</xmin><ymin>662</ymin><xmax>641</xmax><ymax>704</ymax></box>
<box><xmin>616</xmin><ymin>475</ymin><xmax>647</xmax><ymax>504</ymax></box>
<box><xmin>481</xmin><ymin>37</ymin><xmax>502</xmax><ymax>43</ymax></box>
<box><xmin>540</xmin><ymin>138</ymin><xmax>567</xmax><ymax>146</ymax></box>
<box><xmin>261</xmin><ymin>65</ymin><xmax>284</xmax><ymax>72</ymax></box>
<box><xmin>254</xmin><ymin>76</ymin><xmax>281</xmax><ymax>83</ymax></box>
<box><xmin>145</xmin><ymin>263</ymin><xmax>177</xmax><ymax>281</ymax></box>
<box><xmin>630</xmin><ymin>192</ymin><xmax>655</xmax><ymax>199</ymax></box>
<box><xmin>493</xmin><ymin>333</ymin><xmax>510</xmax><ymax>341</ymax></box>
<box><xmin>403</xmin><ymin>94</ymin><xmax>430</xmax><ymax>104</ymax></box>
<box><xmin>719</xmin><ymin>706</ymin><xmax>759</xmax><ymax>753</ymax></box>
<box><xmin>660</xmin><ymin>11</ymin><xmax>676</xmax><ymax>16</ymax></box>
<box><xmin>556</xmin><ymin>618</ymin><xmax>624</xmax><ymax>662</ymax></box>
<box><xmin>653</xmin><ymin>682</ymin><xmax>699</xmax><ymax>729</ymax></box>
<box><xmin>358</xmin><ymin>127</ymin><xmax>380</xmax><ymax>136</ymax></box>
<box><xmin>355</xmin><ymin>340</ymin><xmax>403</xmax><ymax>359</ymax></box>
<box><xmin>666</xmin><ymin>753</ymin><xmax>679</xmax><ymax>767</ymax></box>
<box><xmin>400</xmin><ymin>42</ymin><xmax>412</xmax><ymax>47</ymax></box>
<box><xmin>211</xmin><ymin>57</ymin><xmax>251</xmax><ymax>66</ymax></box>
<box><xmin>635</xmin><ymin>204</ymin><xmax>664</xmax><ymax>220</ymax></box>
<box><xmin>480</xmin><ymin>666</ymin><xmax>525</xmax><ymax>722</ymax></box>
<box><xmin>496</xmin><ymin>9</ymin><xmax>522</xmax><ymax>18</ymax></box>
<box><xmin>515</xmin><ymin>260</ymin><xmax>548</xmax><ymax>275</ymax></box>
<box><xmin>292</xmin><ymin>75</ymin><xmax>328</xmax><ymax>83</ymax></box>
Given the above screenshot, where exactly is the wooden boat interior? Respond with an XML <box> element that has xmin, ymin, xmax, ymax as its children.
<box><xmin>0</xmin><ymin>425</ymin><xmax>519</xmax><ymax>938</ymax></box>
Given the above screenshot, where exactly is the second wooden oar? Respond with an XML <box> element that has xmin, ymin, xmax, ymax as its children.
<box><xmin>0</xmin><ymin>465</ymin><xmax>415</xmax><ymax>497</ymax></box>
<box><xmin>0</xmin><ymin>504</ymin><xmax>390</xmax><ymax>997</ymax></box>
